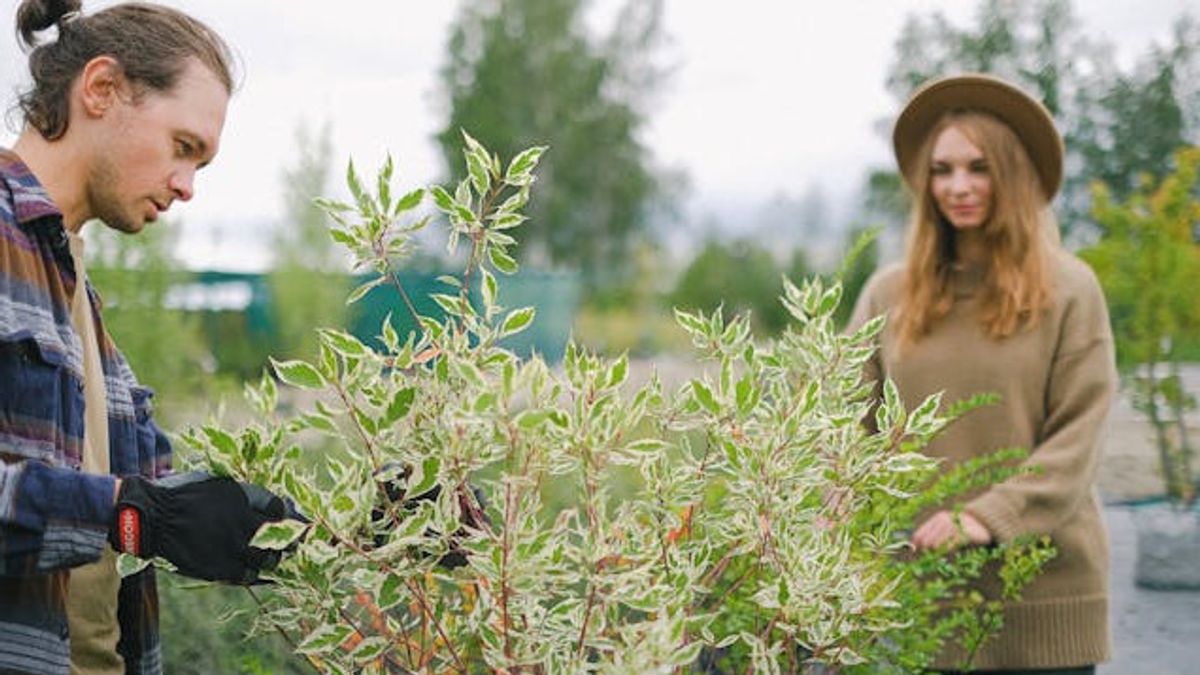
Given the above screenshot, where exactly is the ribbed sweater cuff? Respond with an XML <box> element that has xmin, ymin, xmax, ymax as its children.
<box><xmin>965</xmin><ymin>491</ymin><xmax>1022</xmax><ymax>543</ymax></box>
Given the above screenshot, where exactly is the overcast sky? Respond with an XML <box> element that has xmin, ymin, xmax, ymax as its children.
<box><xmin>1</xmin><ymin>0</ymin><xmax>1194</xmax><ymax>270</ymax></box>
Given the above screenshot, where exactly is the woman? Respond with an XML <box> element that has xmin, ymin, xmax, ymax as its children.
<box><xmin>849</xmin><ymin>74</ymin><xmax>1115</xmax><ymax>673</ymax></box>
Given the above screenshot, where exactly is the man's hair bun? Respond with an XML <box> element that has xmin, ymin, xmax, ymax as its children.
<box><xmin>16</xmin><ymin>0</ymin><xmax>83</xmax><ymax>49</ymax></box>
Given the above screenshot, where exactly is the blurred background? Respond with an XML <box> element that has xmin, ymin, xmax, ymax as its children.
<box><xmin>2</xmin><ymin>0</ymin><xmax>1199</xmax><ymax>672</ymax></box>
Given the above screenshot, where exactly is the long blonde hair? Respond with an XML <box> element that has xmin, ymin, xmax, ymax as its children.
<box><xmin>895</xmin><ymin>111</ymin><xmax>1057</xmax><ymax>348</ymax></box>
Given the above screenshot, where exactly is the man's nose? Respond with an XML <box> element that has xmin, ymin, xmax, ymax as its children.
<box><xmin>169</xmin><ymin>168</ymin><xmax>196</xmax><ymax>202</ymax></box>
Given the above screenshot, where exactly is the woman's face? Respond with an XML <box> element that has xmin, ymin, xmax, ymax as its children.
<box><xmin>929</xmin><ymin>125</ymin><xmax>993</xmax><ymax>231</ymax></box>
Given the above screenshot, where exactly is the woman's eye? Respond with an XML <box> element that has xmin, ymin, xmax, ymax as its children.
<box><xmin>970</xmin><ymin>162</ymin><xmax>989</xmax><ymax>174</ymax></box>
<box><xmin>175</xmin><ymin>140</ymin><xmax>193</xmax><ymax>156</ymax></box>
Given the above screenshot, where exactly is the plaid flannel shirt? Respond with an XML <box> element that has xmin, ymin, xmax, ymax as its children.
<box><xmin>0</xmin><ymin>148</ymin><xmax>170</xmax><ymax>674</ymax></box>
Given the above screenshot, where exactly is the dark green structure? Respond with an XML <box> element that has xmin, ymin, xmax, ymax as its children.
<box><xmin>184</xmin><ymin>269</ymin><xmax>580</xmax><ymax>369</ymax></box>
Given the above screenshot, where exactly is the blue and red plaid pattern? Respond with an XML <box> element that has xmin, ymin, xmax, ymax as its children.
<box><xmin>0</xmin><ymin>148</ymin><xmax>169</xmax><ymax>674</ymax></box>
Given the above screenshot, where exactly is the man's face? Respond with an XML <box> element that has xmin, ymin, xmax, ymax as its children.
<box><xmin>87</xmin><ymin>59</ymin><xmax>228</xmax><ymax>234</ymax></box>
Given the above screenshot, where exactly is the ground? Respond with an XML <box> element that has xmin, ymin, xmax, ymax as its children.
<box><xmin>1102</xmin><ymin>505</ymin><xmax>1200</xmax><ymax>674</ymax></box>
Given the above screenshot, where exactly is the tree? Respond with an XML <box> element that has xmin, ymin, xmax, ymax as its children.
<box><xmin>670</xmin><ymin>238</ymin><xmax>791</xmax><ymax>336</ymax></box>
<box><xmin>436</xmin><ymin>0</ymin><xmax>672</xmax><ymax>289</ymax></box>
<box><xmin>1079</xmin><ymin>147</ymin><xmax>1200</xmax><ymax>505</ymax></box>
<box><xmin>834</xmin><ymin>226</ymin><xmax>881</xmax><ymax>330</ymax></box>
<box><xmin>267</xmin><ymin>122</ymin><xmax>350</xmax><ymax>360</ymax></box>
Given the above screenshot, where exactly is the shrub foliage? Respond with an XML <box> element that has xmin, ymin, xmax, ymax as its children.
<box><xmin>180</xmin><ymin>135</ymin><xmax>1052</xmax><ymax>673</ymax></box>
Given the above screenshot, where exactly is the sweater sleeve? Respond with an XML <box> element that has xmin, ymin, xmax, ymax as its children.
<box><xmin>965</xmin><ymin>272</ymin><xmax>1117</xmax><ymax>543</ymax></box>
<box><xmin>847</xmin><ymin>271</ymin><xmax>889</xmax><ymax>433</ymax></box>
<box><xmin>0</xmin><ymin>459</ymin><xmax>116</xmax><ymax>574</ymax></box>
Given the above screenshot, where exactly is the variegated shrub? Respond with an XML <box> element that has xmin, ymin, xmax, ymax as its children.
<box><xmin>182</xmin><ymin>135</ymin><xmax>1052</xmax><ymax>674</ymax></box>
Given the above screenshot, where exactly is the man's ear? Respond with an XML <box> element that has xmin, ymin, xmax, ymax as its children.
<box><xmin>77</xmin><ymin>56</ymin><xmax>128</xmax><ymax>118</ymax></box>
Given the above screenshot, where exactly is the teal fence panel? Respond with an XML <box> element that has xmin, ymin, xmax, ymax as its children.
<box><xmin>349</xmin><ymin>270</ymin><xmax>581</xmax><ymax>363</ymax></box>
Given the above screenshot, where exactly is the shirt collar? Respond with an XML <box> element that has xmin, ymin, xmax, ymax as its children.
<box><xmin>0</xmin><ymin>147</ymin><xmax>66</xmax><ymax>226</ymax></box>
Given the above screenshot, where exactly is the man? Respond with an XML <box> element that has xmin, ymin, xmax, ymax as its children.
<box><xmin>2</xmin><ymin>2</ymin><xmax>293</xmax><ymax>673</ymax></box>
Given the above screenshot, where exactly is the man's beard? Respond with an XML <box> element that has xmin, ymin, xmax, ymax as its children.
<box><xmin>86</xmin><ymin>156</ymin><xmax>143</xmax><ymax>234</ymax></box>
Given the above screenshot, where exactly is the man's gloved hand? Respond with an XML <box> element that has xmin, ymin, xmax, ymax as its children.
<box><xmin>108</xmin><ymin>471</ymin><xmax>291</xmax><ymax>584</ymax></box>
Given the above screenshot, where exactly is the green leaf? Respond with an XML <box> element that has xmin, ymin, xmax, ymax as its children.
<box><xmin>692</xmin><ymin>380</ymin><xmax>719</xmax><ymax>415</ymax></box>
<box><xmin>453</xmin><ymin>203</ymin><xmax>477</xmax><ymax>225</ymax></box>
<box><xmin>505</xmin><ymin>146</ymin><xmax>547</xmax><ymax>185</ymax></box>
<box><xmin>464</xmin><ymin>135</ymin><xmax>492</xmax><ymax>195</ymax></box>
<box><xmin>736</xmin><ymin>375</ymin><xmax>757</xmax><ymax>416</ymax></box>
<box><xmin>384</xmin><ymin>387</ymin><xmax>416</xmax><ymax>426</ymax></box>
<box><xmin>271</xmin><ymin>358</ymin><xmax>325</xmax><ymax>390</ymax></box>
<box><xmin>394</xmin><ymin>187</ymin><xmax>425</xmax><ymax>213</ymax></box>
<box><xmin>624</xmin><ymin>438</ymin><xmax>667</xmax><ymax>456</ymax></box>
<box><xmin>381</xmin><ymin>313</ymin><xmax>399</xmax><ymax>352</ymax></box>
<box><xmin>346</xmin><ymin>160</ymin><xmax>369</xmax><ymax>212</ymax></box>
<box><xmin>452</xmin><ymin>359</ymin><xmax>486</xmax><ymax>387</ymax></box>
<box><xmin>116</xmin><ymin>553</ymin><xmax>152</xmax><ymax>579</ymax></box>
<box><xmin>353</xmin><ymin>407</ymin><xmax>378</xmax><ymax>435</ymax></box>
<box><xmin>430</xmin><ymin>185</ymin><xmax>455</xmax><ymax>213</ymax></box>
<box><xmin>346</xmin><ymin>276</ymin><xmax>386</xmax><ymax>305</ymax></box>
<box><xmin>377</xmin><ymin>573</ymin><xmax>405</xmax><ymax>610</ymax></box>
<box><xmin>481</xmin><ymin>267</ymin><xmax>498</xmax><ymax>311</ymax></box>
<box><xmin>432</xmin><ymin>293</ymin><xmax>467</xmax><ymax>317</ymax></box>
<box><xmin>606</xmin><ymin>354</ymin><xmax>628</xmax><ymax>389</ymax></box>
<box><xmin>350</xmin><ymin>637</ymin><xmax>389</xmax><ymax>664</ymax></box>
<box><xmin>328</xmin><ymin>228</ymin><xmax>355</xmax><ymax>246</ymax></box>
<box><xmin>486</xmin><ymin>230</ymin><xmax>517</xmax><ymax>247</ymax></box>
<box><xmin>297</xmin><ymin>624</ymin><xmax>355</xmax><ymax>655</ymax></box>
<box><xmin>250</xmin><ymin>519</ymin><xmax>308</xmax><ymax>550</ymax></box>
<box><xmin>516</xmin><ymin>409</ymin><xmax>550</xmax><ymax>430</ymax></box>
<box><xmin>500</xmin><ymin>306</ymin><xmax>536</xmax><ymax>337</ymax></box>
<box><xmin>489</xmin><ymin>212</ymin><xmax>527</xmax><ymax>230</ymax></box>
<box><xmin>295</xmin><ymin>411</ymin><xmax>338</xmax><ymax>434</ymax></box>
<box><xmin>319</xmin><ymin>328</ymin><xmax>370</xmax><ymax>358</ymax></box>
<box><xmin>496</xmin><ymin>188</ymin><xmax>529</xmax><ymax>214</ymax></box>
<box><xmin>817</xmin><ymin>284</ymin><xmax>843</xmax><ymax>316</ymax></box>
<box><xmin>407</xmin><ymin>456</ymin><xmax>440</xmax><ymax>497</ymax></box>
<box><xmin>376</xmin><ymin>154</ymin><xmax>393</xmax><ymax>213</ymax></box>
<box><xmin>489</xmin><ymin>247</ymin><xmax>519</xmax><ymax>274</ymax></box>
<box><xmin>202</xmin><ymin>427</ymin><xmax>238</xmax><ymax>458</ymax></box>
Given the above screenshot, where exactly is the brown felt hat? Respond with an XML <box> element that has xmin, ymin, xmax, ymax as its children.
<box><xmin>892</xmin><ymin>73</ymin><xmax>1064</xmax><ymax>200</ymax></box>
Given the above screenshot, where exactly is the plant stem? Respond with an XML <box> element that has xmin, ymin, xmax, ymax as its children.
<box><xmin>245</xmin><ymin>587</ymin><xmax>323</xmax><ymax>674</ymax></box>
<box><xmin>501</xmin><ymin>480</ymin><xmax>515</xmax><ymax>665</ymax></box>
<box><xmin>316</xmin><ymin>513</ymin><xmax>468</xmax><ymax>673</ymax></box>
<box><xmin>576</xmin><ymin>582</ymin><xmax>599</xmax><ymax>660</ymax></box>
<box><xmin>387</xmin><ymin>268</ymin><xmax>425</xmax><ymax>336</ymax></box>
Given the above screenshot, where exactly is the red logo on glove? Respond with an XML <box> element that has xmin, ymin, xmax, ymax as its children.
<box><xmin>116</xmin><ymin>507</ymin><xmax>141</xmax><ymax>556</ymax></box>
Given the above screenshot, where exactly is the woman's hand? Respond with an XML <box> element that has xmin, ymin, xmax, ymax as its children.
<box><xmin>911</xmin><ymin>510</ymin><xmax>992</xmax><ymax>551</ymax></box>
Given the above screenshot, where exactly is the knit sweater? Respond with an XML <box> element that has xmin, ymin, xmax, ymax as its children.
<box><xmin>849</xmin><ymin>248</ymin><xmax>1115</xmax><ymax>670</ymax></box>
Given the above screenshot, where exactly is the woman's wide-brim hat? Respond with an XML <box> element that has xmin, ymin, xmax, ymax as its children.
<box><xmin>892</xmin><ymin>73</ymin><xmax>1064</xmax><ymax>200</ymax></box>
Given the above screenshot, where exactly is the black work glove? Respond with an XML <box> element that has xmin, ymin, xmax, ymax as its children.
<box><xmin>108</xmin><ymin>471</ymin><xmax>290</xmax><ymax>584</ymax></box>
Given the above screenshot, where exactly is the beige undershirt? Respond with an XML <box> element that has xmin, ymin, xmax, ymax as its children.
<box><xmin>65</xmin><ymin>232</ymin><xmax>125</xmax><ymax>675</ymax></box>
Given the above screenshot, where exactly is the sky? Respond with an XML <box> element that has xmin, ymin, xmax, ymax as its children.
<box><xmin>0</xmin><ymin>0</ymin><xmax>1195</xmax><ymax>270</ymax></box>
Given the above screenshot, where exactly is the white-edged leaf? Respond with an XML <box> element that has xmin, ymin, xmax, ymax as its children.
<box><xmin>271</xmin><ymin>358</ymin><xmax>325</xmax><ymax>389</ymax></box>
<box><xmin>489</xmin><ymin>247</ymin><xmax>518</xmax><ymax>274</ymax></box>
<box><xmin>297</xmin><ymin>623</ymin><xmax>355</xmax><ymax>655</ymax></box>
<box><xmin>346</xmin><ymin>276</ymin><xmax>386</xmax><ymax>305</ymax></box>
<box><xmin>250</xmin><ymin>519</ymin><xmax>309</xmax><ymax>550</ymax></box>
<box><xmin>500</xmin><ymin>307</ymin><xmax>535</xmax><ymax>337</ymax></box>
<box><xmin>319</xmin><ymin>328</ymin><xmax>370</xmax><ymax>358</ymax></box>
